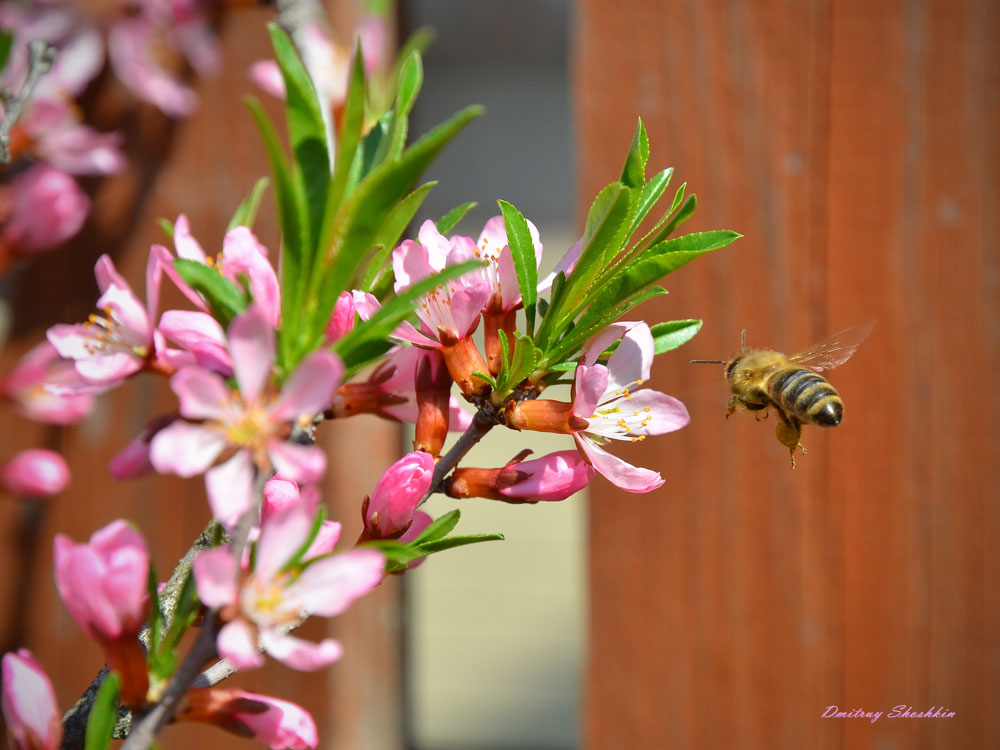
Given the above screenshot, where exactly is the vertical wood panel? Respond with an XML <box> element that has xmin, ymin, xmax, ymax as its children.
<box><xmin>577</xmin><ymin>0</ymin><xmax>1000</xmax><ymax>748</ymax></box>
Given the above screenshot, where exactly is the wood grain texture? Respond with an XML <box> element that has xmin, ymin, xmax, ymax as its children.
<box><xmin>576</xmin><ymin>0</ymin><xmax>999</xmax><ymax>748</ymax></box>
<box><xmin>0</xmin><ymin>4</ymin><xmax>403</xmax><ymax>747</ymax></box>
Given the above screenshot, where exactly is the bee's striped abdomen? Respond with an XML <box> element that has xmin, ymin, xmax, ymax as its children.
<box><xmin>768</xmin><ymin>367</ymin><xmax>843</xmax><ymax>426</ymax></box>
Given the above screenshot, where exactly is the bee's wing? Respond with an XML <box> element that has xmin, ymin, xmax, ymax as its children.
<box><xmin>789</xmin><ymin>321</ymin><xmax>875</xmax><ymax>372</ymax></box>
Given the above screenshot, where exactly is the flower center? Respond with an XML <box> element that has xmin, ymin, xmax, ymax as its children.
<box><xmin>83</xmin><ymin>306</ymin><xmax>149</xmax><ymax>359</ymax></box>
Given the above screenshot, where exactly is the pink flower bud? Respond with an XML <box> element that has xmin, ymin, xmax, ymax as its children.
<box><xmin>362</xmin><ymin>452</ymin><xmax>435</xmax><ymax>539</ymax></box>
<box><xmin>1</xmin><ymin>165</ymin><xmax>89</xmax><ymax>255</ymax></box>
<box><xmin>496</xmin><ymin>450</ymin><xmax>595</xmax><ymax>502</ymax></box>
<box><xmin>53</xmin><ymin>520</ymin><xmax>149</xmax><ymax>645</ymax></box>
<box><xmin>1</xmin><ymin>649</ymin><xmax>61</xmax><ymax>750</ymax></box>
<box><xmin>1</xmin><ymin>450</ymin><xmax>69</xmax><ymax>496</ymax></box>
<box><xmin>447</xmin><ymin>450</ymin><xmax>594</xmax><ymax>503</ymax></box>
<box><xmin>179</xmin><ymin>688</ymin><xmax>318</xmax><ymax>749</ymax></box>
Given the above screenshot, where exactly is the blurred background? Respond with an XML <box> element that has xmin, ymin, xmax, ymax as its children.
<box><xmin>0</xmin><ymin>1</ymin><xmax>997</xmax><ymax>749</ymax></box>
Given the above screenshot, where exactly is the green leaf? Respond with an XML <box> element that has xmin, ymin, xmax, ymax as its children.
<box><xmin>498</xmin><ymin>335</ymin><xmax>538</xmax><ymax>393</ymax></box>
<box><xmin>620</xmin><ymin>118</ymin><xmax>650</xmax><ymax>190</ymax></box>
<box><xmin>157</xmin><ymin>217</ymin><xmax>175</xmax><ymax>243</ymax></box>
<box><xmin>629</xmin><ymin>167</ymin><xmax>672</xmax><ymax>236</ymax></box>
<box><xmin>308</xmin><ymin>105</ymin><xmax>484</xmax><ymax>360</ymax></box>
<box><xmin>387</xmin><ymin>50</ymin><xmax>423</xmax><ymax>158</ymax></box>
<box><xmin>360</xmin><ymin>181</ymin><xmax>437</xmax><ymax>289</ymax></box>
<box><xmin>644</xmin><ymin>193</ymin><xmax>698</xmax><ymax>249</ymax></box>
<box><xmin>414</xmin><ymin>508</ymin><xmax>461</xmax><ymax>544</ymax></box>
<box><xmin>227</xmin><ymin>177</ymin><xmax>270</xmax><ymax>232</ymax></box>
<box><xmin>414</xmin><ymin>533</ymin><xmax>505</xmax><ymax>554</ymax></box>
<box><xmin>0</xmin><ymin>31</ymin><xmax>12</xmax><ymax>73</ymax></box>
<box><xmin>651</xmin><ymin>319</ymin><xmax>703</xmax><ymax>354</ymax></box>
<box><xmin>246</xmin><ymin>95</ymin><xmax>306</xmax><ymax>368</ymax></box>
<box><xmin>85</xmin><ymin>672</ymin><xmax>120</xmax><ymax>750</ymax></box>
<box><xmin>564</xmin><ymin>182</ymin><xmax>633</xmax><ymax>302</ymax></box>
<box><xmin>174</xmin><ymin>259</ymin><xmax>249</xmax><ymax>324</ymax></box>
<box><xmin>436</xmin><ymin>201</ymin><xmax>478</xmax><ymax>234</ymax></box>
<box><xmin>269</xmin><ymin>24</ymin><xmax>330</xmax><ymax>259</ymax></box>
<box><xmin>546</xmin><ymin>287</ymin><xmax>668</xmax><ymax>365</ymax></box>
<box><xmin>637</xmin><ymin>229</ymin><xmax>741</xmax><ymax>274</ymax></box>
<box><xmin>326</xmin><ymin>47</ymin><xmax>367</xmax><ymax>220</ymax></box>
<box><xmin>497</xmin><ymin>200</ymin><xmax>538</xmax><ymax>335</ymax></box>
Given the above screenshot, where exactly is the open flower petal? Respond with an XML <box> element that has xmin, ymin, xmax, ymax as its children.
<box><xmin>574</xmin><ymin>434</ymin><xmax>664</xmax><ymax>493</ymax></box>
<box><xmin>259</xmin><ymin>630</ymin><xmax>342</xmax><ymax>671</ymax></box>
<box><xmin>150</xmin><ymin>422</ymin><xmax>226</xmax><ymax>477</ymax></box>
<box><xmin>193</xmin><ymin>547</ymin><xmax>238</xmax><ymax>608</ymax></box>
<box><xmin>269</xmin><ymin>351</ymin><xmax>343</xmax><ymax>422</ymax></box>
<box><xmin>206</xmin><ymin>450</ymin><xmax>255</xmax><ymax>530</ymax></box>
<box><xmin>217</xmin><ymin>619</ymin><xmax>265</xmax><ymax>670</ymax></box>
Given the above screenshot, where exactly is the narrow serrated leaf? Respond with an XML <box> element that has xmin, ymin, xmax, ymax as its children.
<box><xmin>360</xmin><ymin>181</ymin><xmax>437</xmax><ymax>289</ymax></box>
<box><xmin>644</xmin><ymin>193</ymin><xmax>698</xmax><ymax>249</ymax></box>
<box><xmin>629</xmin><ymin>167</ymin><xmax>672</xmax><ymax>236</ymax></box>
<box><xmin>620</xmin><ymin>118</ymin><xmax>650</xmax><ymax>190</ymax></box>
<box><xmin>414</xmin><ymin>533</ymin><xmax>505</xmax><ymax>554</ymax></box>
<box><xmin>415</xmin><ymin>509</ymin><xmax>461</xmax><ymax>543</ymax></box>
<box><xmin>497</xmin><ymin>199</ymin><xmax>538</xmax><ymax>335</ymax></box>
<box><xmin>436</xmin><ymin>201</ymin><xmax>477</xmax><ymax>234</ymax></box>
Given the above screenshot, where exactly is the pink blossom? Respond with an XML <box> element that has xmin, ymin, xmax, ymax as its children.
<box><xmin>570</xmin><ymin>322</ymin><xmax>690</xmax><ymax>492</ymax></box>
<box><xmin>108</xmin><ymin>414</ymin><xmax>178</xmax><ymax>480</ymax></box>
<box><xmin>1</xmin><ymin>649</ymin><xmax>61</xmax><ymax>750</ymax></box>
<box><xmin>179</xmin><ymin>688</ymin><xmax>318</xmax><ymax>749</ymax></box>
<box><xmin>47</xmin><ymin>248</ymin><xmax>170</xmax><ymax>387</ymax></box>
<box><xmin>324</xmin><ymin>291</ymin><xmax>356</xmax><ymax>343</ymax></box>
<box><xmin>474</xmin><ymin>214</ymin><xmax>543</xmax><ymax>313</ymax></box>
<box><xmin>497</xmin><ymin>450</ymin><xmax>593</xmax><ymax>502</ymax></box>
<box><xmin>391</xmin><ymin>220</ymin><xmax>491</xmax><ymax>349</ymax></box>
<box><xmin>150</xmin><ymin>305</ymin><xmax>343</xmax><ymax>529</ymax></box>
<box><xmin>1</xmin><ymin>449</ymin><xmax>70</xmax><ymax>496</ymax></box>
<box><xmin>362</xmin><ymin>451</ymin><xmax>435</xmax><ymax>539</ymax></box>
<box><xmin>193</xmin><ymin>501</ymin><xmax>384</xmax><ymax>671</ymax></box>
<box><xmin>2</xmin><ymin>341</ymin><xmax>95</xmax><ymax>424</ymax></box>
<box><xmin>18</xmin><ymin>98</ymin><xmax>125</xmax><ymax>176</ymax></box>
<box><xmin>261</xmin><ymin>477</ymin><xmax>338</xmax><ymax>558</ymax></box>
<box><xmin>0</xmin><ymin>165</ymin><xmax>89</xmax><ymax>255</ymax></box>
<box><xmin>166</xmin><ymin>215</ymin><xmax>281</xmax><ymax>327</ymax></box>
<box><xmin>108</xmin><ymin>17</ymin><xmax>198</xmax><ymax>117</ymax></box>
<box><xmin>53</xmin><ymin>520</ymin><xmax>149</xmax><ymax>644</ymax></box>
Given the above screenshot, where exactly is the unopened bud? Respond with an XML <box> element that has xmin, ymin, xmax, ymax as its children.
<box><xmin>413</xmin><ymin>350</ymin><xmax>450</xmax><ymax>456</ymax></box>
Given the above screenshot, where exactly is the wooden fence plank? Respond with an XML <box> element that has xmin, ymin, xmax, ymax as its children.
<box><xmin>576</xmin><ymin>0</ymin><xmax>1000</xmax><ymax>748</ymax></box>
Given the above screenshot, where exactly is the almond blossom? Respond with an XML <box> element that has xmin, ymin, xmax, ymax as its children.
<box><xmin>507</xmin><ymin>322</ymin><xmax>689</xmax><ymax>492</ymax></box>
<box><xmin>47</xmin><ymin>248</ymin><xmax>172</xmax><ymax>387</ymax></box>
<box><xmin>193</xmin><ymin>500</ymin><xmax>384</xmax><ymax>671</ymax></box>
<box><xmin>2</xmin><ymin>341</ymin><xmax>95</xmax><ymax>424</ymax></box>
<box><xmin>392</xmin><ymin>220</ymin><xmax>492</xmax><ymax>396</ymax></box>
<box><xmin>150</xmin><ymin>305</ymin><xmax>343</xmax><ymax>529</ymax></box>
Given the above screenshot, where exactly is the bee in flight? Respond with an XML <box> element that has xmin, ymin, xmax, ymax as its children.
<box><xmin>692</xmin><ymin>322</ymin><xmax>874</xmax><ymax>467</ymax></box>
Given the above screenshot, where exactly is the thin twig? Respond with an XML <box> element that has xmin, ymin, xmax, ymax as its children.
<box><xmin>420</xmin><ymin>404</ymin><xmax>500</xmax><ymax>506</ymax></box>
<box><xmin>119</xmin><ymin>615</ymin><xmax>220</xmax><ymax>750</ymax></box>
<box><xmin>0</xmin><ymin>40</ymin><xmax>56</xmax><ymax>163</ymax></box>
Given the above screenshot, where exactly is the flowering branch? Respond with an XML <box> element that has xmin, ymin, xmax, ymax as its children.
<box><xmin>0</xmin><ymin>40</ymin><xmax>56</xmax><ymax>164</ymax></box>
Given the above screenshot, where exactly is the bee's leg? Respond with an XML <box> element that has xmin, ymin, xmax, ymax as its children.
<box><xmin>755</xmin><ymin>409</ymin><xmax>769</xmax><ymax>422</ymax></box>
<box><xmin>775</xmin><ymin>417</ymin><xmax>803</xmax><ymax>469</ymax></box>
<box><xmin>726</xmin><ymin>396</ymin><xmax>738</xmax><ymax>419</ymax></box>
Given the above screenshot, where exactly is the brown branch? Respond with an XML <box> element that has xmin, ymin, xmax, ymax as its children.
<box><xmin>0</xmin><ymin>40</ymin><xmax>56</xmax><ymax>163</ymax></box>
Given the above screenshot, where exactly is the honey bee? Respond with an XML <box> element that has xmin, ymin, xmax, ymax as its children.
<box><xmin>692</xmin><ymin>322</ymin><xmax>874</xmax><ymax>467</ymax></box>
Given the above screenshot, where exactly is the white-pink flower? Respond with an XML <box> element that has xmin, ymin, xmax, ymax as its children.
<box><xmin>391</xmin><ymin>220</ymin><xmax>491</xmax><ymax>349</ymax></box>
<box><xmin>150</xmin><ymin>305</ymin><xmax>343</xmax><ymax>529</ymax></box>
<box><xmin>570</xmin><ymin>322</ymin><xmax>690</xmax><ymax>492</ymax></box>
<box><xmin>2</xmin><ymin>341</ymin><xmax>95</xmax><ymax>424</ymax></box>
<box><xmin>193</xmin><ymin>501</ymin><xmax>384</xmax><ymax>672</ymax></box>
<box><xmin>168</xmin><ymin>214</ymin><xmax>281</xmax><ymax>328</ymax></box>
<box><xmin>474</xmin><ymin>214</ymin><xmax>543</xmax><ymax>313</ymax></box>
<box><xmin>1</xmin><ymin>649</ymin><xmax>61</xmax><ymax>750</ymax></box>
<box><xmin>47</xmin><ymin>248</ymin><xmax>170</xmax><ymax>387</ymax></box>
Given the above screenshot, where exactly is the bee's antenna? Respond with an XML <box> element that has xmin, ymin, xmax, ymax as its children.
<box><xmin>690</xmin><ymin>359</ymin><xmax>727</xmax><ymax>364</ymax></box>
<box><xmin>740</xmin><ymin>329</ymin><xmax>747</xmax><ymax>350</ymax></box>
